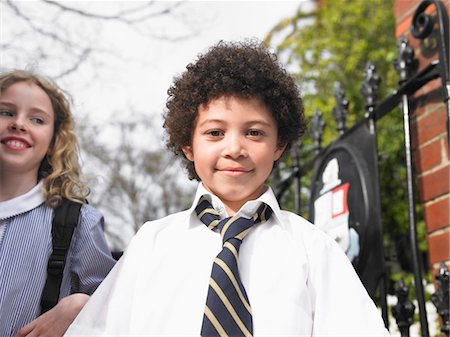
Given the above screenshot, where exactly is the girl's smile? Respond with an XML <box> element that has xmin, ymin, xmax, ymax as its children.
<box><xmin>1</xmin><ymin>136</ymin><xmax>32</xmax><ymax>150</ymax></box>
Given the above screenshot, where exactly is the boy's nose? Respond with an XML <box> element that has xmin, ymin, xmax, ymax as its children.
<box><xmin>223</xmin><ymin>135</ymin><xmax>248</xmax><ymax>158</ymax></box>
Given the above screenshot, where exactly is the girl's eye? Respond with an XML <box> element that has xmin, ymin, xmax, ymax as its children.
<box><xmin>30</xmin><ymin>117</ymin><xmax>45</xmax><ymax>125</ymax></box>
<box><xmin>247</xmin><ymin>129</ymin><xmax>263</xmax><ymax>137</ymax></box>
<box><xmin>0</xmin><ymin>109</ymin><xmax>14</xmax><ymax>117</ymax></box>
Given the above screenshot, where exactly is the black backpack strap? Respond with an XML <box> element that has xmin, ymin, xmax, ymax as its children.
<box><xmin>40</xmin><ymin>199</ymin><xmax>82</xmax><ymax>314</ymax></box>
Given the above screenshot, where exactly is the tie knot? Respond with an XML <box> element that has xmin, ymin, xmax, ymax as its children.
<box><xmin>195</xmin><ymin>198</ymin><xmax>273</xmax><ymax>244</ymax></box>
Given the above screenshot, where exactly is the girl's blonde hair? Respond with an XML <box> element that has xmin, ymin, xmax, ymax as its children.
<box><xmin>0</xmin><ymin>69</ymin><xmax>89</xmax><ymax>207</ymax></box>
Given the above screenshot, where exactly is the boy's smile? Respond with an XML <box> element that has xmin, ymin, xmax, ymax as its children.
<box><xmin>183</xmin><ymin>95</ymin><xmax>285</xmax><ymax>215</ymax></box>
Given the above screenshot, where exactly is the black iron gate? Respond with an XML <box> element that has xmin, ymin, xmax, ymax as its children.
<box><xmin>274</xmin><ymin>1</ymin><xmax>449</xmax><ymax>336</ymax></box>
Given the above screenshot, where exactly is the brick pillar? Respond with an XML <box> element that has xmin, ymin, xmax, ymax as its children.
<box><xmin>394</xmin><ymin>0</ymin><xmax>450</xmax><ymax>275</ymax></box>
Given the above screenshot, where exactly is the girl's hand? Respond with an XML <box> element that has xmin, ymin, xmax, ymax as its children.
<box><xmin>15</xmin><ymin>293</ymin><xmax>89</xmax><ymax>337</ymax></box>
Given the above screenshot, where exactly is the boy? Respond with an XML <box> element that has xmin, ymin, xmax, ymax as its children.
<box><xmin>65</xmin><ymin>40</ymin><xmax>390</xmax><ymax>336</ymax></box>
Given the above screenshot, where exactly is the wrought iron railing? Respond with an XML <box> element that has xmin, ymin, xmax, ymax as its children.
<box><xmin>273</xmin><ymin>1</ymin><xmax>449</xmax><ymax>336</ymax></box>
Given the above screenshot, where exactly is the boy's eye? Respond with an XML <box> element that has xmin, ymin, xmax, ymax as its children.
<box><xmin>0</xmin><ymin>109</ymin><xmax>14</xmax><ymax>117</ymax></box>
<box><xmin>207</xmin><ymin>130</ymin><xmax>224</xmax><ymax>137</ymax></box>
<box><xmin>247</xmin><ymin>129</ymin><xmax>263</xmax><ymax>137</ymax></box>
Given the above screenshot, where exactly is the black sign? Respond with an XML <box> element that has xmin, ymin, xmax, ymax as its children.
<box><xmin>309</xmin><ymin>120</ymin><xmax>384</xmax><ymax>298</ymax></box>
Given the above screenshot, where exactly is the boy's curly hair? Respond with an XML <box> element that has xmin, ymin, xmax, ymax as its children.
<box><xmin>0</xmin><ymin>69</ymin><xmax>89</xmax><ymax>207</ymax></box>
<box><xmin>164</xmin><ymin>40</ymin><xmax>306</xmax><ymax>180</ymax></box>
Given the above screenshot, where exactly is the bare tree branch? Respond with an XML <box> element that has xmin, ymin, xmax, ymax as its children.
<box><xmin>2</xmin><ymin>0</ymin><xmax>198</xmax><ymax>249</ymax></box>
<box><xmin>41</xmin><ymin>0</ymin><xmax>182</xmax><ymax>24</ymax></box>
<box><xmin>54</xmin><ymin>48</ymin><xmax>92</xmax><ymax>79</ymax></box>
<box><xmin>3</xmin><ymin>0</ymin><xmax>194</xmax><ymax>79</ymax></box>
<box><xmin>6</xmin><ymin>0</ymin><xmax>78</xmax><ymax>48</ymax></box>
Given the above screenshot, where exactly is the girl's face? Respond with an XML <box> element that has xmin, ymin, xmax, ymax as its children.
<box><xmin>0</xmin><ymin>81</ymin><xmax>55</xmax><ymax>183</ymax></box>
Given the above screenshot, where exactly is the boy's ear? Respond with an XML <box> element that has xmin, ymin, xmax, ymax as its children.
<box><xmin>274</xmin><ymin>144</ymin><xmax>287</xmax><ymax>161</ymax></box>
<box><xmin>182</xmin><ymin>146</ymin><xmax>194</xmax><ymax>161</ymax></box>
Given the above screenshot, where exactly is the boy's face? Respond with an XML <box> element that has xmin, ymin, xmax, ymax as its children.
<box><xmin>183</xmin><ymin>96</ymin><xmax>285</xmax><ymax>215</ymax></box>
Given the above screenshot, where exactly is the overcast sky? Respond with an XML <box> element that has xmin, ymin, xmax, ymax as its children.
<box><xmin>1</xmin><ymin>0</ymin><xmax>308</xmax><ymax>146</ymax></box>
<box><xmin>65</xmin><ymin>1</ymin><xmax>304</xmax><ymax>128</ymax></box>
<box><xmin>1</xmin><ymin>0</ymin><xmax>307</xmax><ymax>239</ymax></box>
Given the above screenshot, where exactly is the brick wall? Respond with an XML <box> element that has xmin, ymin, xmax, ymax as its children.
<box><xmin>393</xmin><ymin>0</ymin><xmax>449</xmax><ymax>274</ymax></box>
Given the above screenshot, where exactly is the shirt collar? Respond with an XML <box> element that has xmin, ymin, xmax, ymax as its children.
<box><xmin>0</xmin><ymin>181</ymin><xmax>45</xmax><ymax>220</ymax></box>
<box><xmin>189</xmin><ymin>182</ymin><xmax>283</xmax><ymax>225</ymax></box>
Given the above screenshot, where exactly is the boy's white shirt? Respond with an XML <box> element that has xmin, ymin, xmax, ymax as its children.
<box><xmin>65</xmin><ymin>183</ymin><xmax>390</xmax><ymax>336</ymax></box>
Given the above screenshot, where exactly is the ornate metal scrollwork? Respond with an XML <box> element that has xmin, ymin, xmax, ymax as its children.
<box><xmin>392</xmin><ymin>279</ymin><xmax>416</xmax><ymax>337</ymax></box>
<box><xmin>410</xmin><ymin>0</ymin><xmax>449</xmax><ymax>150</ymax></box>
<box><xmin>431</xmin><ymin>263</ymin><xmax>449</xmax><ymax>337</ymax></box>
<box><xmin>361</xmin><ymin>62</ymin><xmax>381</xmax><ymax>117</ymax></box>
<box><xmin>411</xmin><ymin>2</ymin><xmax>435</xmax><ymax>39</ymax></box>
<box><xmin>332</xmin><ymin>82</ymin><xmax>348</xmax><ymax>134</ymax></box>
<box><xmin>411</xmin><ymin>0</ymin><xmax>449</xmax><ymax>76</ymax></box>
<box><xmin>311</xmin><ymin>108</ymin><xmax>325</xmax><ymax>153</ymax></box>
<box><xmin>394</xmin><ymin>36</ymin><xmax>417</xmax><ymax>83</ymax></box>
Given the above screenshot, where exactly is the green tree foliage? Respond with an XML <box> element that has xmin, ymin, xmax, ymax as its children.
<box><xmin>267</xmin><ymin>0</ymin><xmax>428</xmax><ymax>290</ymax></box>
<box><xmin>267</xmin><ymin>0</ymin><xmax>397</xmax><ymax>134</ymax></box>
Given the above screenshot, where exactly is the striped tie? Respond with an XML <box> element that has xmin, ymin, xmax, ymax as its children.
<box><xmin>196</xmin><ymin>198</ymin><xmax>273</xmax><ymax>337</ymax></box>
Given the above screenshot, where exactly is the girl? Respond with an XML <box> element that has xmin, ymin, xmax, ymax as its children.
<box><xmin>0</xmin><ymin>70</ymin><xmax>115</xmax><ymax>337</ymax></box>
